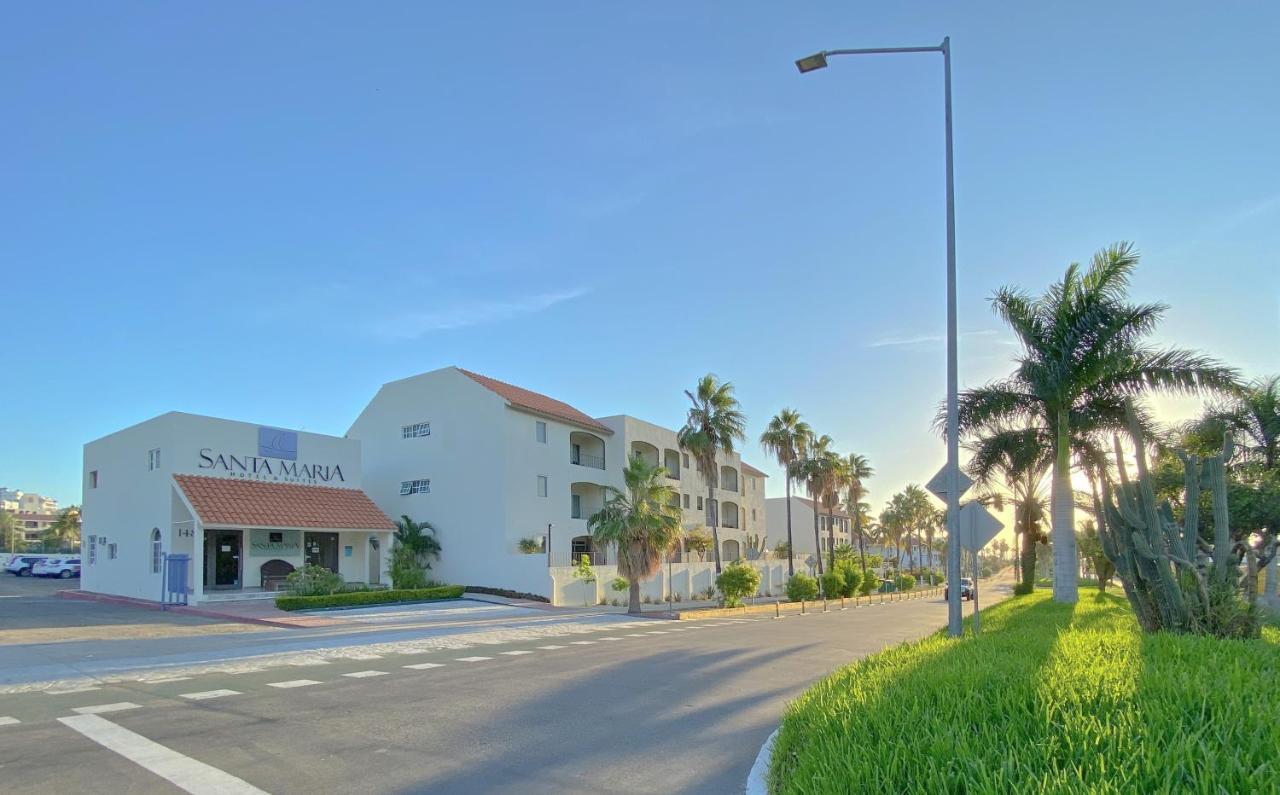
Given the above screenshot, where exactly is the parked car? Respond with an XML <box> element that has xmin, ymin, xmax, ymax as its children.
<box><xmin>945</xmin><ymin>577</ymin><xmax>975</xmax><ymax>601</ymax></box>
<box><xmin>34</xmin><ymin>558</ymin><xmax>81</xmax><ymax>579</ymax></box>
<box><xmin>4</xmin><ymin>555</ymin><xmax>49</xmax><ymax>577</ymax></box>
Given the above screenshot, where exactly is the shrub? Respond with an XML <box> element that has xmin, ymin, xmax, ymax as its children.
<box><xmin>463</xmin><ymin>586</ymin><xmax>549</xmax><ymax>603</ymax></box>
<box><xmin>896</xmin><ymin>573</ymin><xmax>916</xmax><ymax>591</ymax></box>
<box><xmin>786</xmin><ymin>573</ymin><xmax>819</xmax><ymax>602</ymax></box>
<box><xmin>858</xmin><ymin>573</ymin><xmax>879</xmax><ymax>596</ymax></box>
<box><xmin>833</xmin><ymin>563</ymin><xmax>862</xmax><ymax>597</ymax></box>
<box><xmin>517</xmin><ymin>537</ymin><xmax>543</xmax><ymax>554</ymax></box>
<box><xmin>276</xmin><ymin>585</ymin><xmax>463</xmax><ymax>611</ymax></box>
<box><xmin>610</xmin><ymin>576</ymin><xmax>629</xmax><ymax>593</ymax></box>
<box><xmin>285</xmin><ymin>564</ymin><xmax>345</xmax><ymax>596</ymax></box>
<box><xmin>820</xmin><ymin>571</ymin><xmax>845</xmax><ymax>600</ymax></box>
<box><xmin>716</xmin><ymin>561</ymin><xmax>762</xmax><ymax>608</ymax></box>
<box><xmin>389</xmin><ymin>544</ymin><xmax>430</xmax><ymax>590</ymax></box>
<box><xmin>1013</xmin><ymin>580</ymin><xmax>1035</xmax><ymax>596</ymax></box>
<box><xmin>769</xmin><ymin>592</ymin><xmax>1280</xmax><ymax>793</ymax></box>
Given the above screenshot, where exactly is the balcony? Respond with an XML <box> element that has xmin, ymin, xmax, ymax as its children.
<box><xmin>570</xmin><ymin>451</ymin><xmax>605</xmax><ymax>470</ymax></box>
<box><xmin>570</xmin><ymin>431</ymin><xmax>607</xmax><ymax>471</ymax></box>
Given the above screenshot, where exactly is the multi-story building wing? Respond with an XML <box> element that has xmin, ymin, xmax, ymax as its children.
<box><xmin>765</xmin><ymin>496</ymin><xmax>854</xmax><ymax>566</ymax></box>
<box><xmin>349</xmin><ymin>367</ymin><xmax>769</xmax><ymax>600</ymax></box>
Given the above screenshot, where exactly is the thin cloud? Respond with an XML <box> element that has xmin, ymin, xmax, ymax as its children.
<box><xmin>373</xmin><ymin>287</ymin><xmax>589</xmax><ymax>340</ymax></box>
<box><xmin>868</xmin><ymin>329</ymin><xmax>1001</xmax><ymax>348</ymax></box>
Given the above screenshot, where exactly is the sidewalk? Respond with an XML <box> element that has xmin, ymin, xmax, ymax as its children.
<box><xmin>59</xmin><ymin>589</ymin><xmax>348</xmax><ymax>629</ymax></box>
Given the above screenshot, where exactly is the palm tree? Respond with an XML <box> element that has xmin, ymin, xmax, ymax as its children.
<box><xmin>965</xmin><ymin>424</ymin><xmax>1052</xmax><ymax>589</ymax></box>
<box><xmin>588</xmin><ymin>456</ymin><xmax>683</xmax><ymax>614</ymax></box>
<box><xmin>954</xmin><ymin>243</ymin><xmax>1237</xmax><ymax>602</ymax></box>
<box><xmin>392</xmin><ymin>515</ymin><xmax>442</xmax><ymax>585</ymax></box>
<box><xmin>43</xmin><ymin>507</ymin><xmax>81</xmax><ymax>552</ymax></box>
<box><xmin>0</xmin><ymin>510</ymin><xmax>21</xmax><ymax>553</ymax></box>
<box><xmin>790</xmin><ymin>433</ymin><xmax>833</xmax><ymax>577</ymax></box>
<box><xmin>843</xmin><ymin>454</ymin><xmax>874</xmax><ymax>574</ymax></box>
<box><xmin>1186</xmin><ymin>375</ymin><xmax>1280</xmax><ymax>470</ymax></box>
<box><xmin>760</xmin><ymin>408</ymin><xmax>812</xmax><ymax>577</ymax></box>
<box><xmin>821</xmin><ymin>452</ymin><xmax>850</xmax><ymax>572</ymax></box>
<box><xmin>678</xmin><ymin>374</ymin><xmax>747</xmax><ymax>575</ymax></box>
<box><xmin>898</xmin><ymin>485</ymin><xmax>932</xmax><ymax>573</ymax></box>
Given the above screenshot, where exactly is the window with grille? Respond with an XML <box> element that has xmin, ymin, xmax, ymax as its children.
<box><xmin>400</xmin><ymin>479</ymin><xmax>431</xmax><ymax>495</ymax></box>
<box><xmin>402</xmin><ymin>422</ymin><xmax>431</xmax><ymax>438</ymax></box>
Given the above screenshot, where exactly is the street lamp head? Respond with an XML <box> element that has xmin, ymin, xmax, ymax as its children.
<box><xmin>795</xmin><ymin>52</ymin><xmax>828</xmax><ymax>74</ymax></box>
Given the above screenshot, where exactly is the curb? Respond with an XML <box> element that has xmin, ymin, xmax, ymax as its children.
<box><xmin>55</xmin><ymin>589</ymin><xmax>325</xmax><ymax>629</ymax></box>
<box><xmin>745</xmin><ymin>727</ymin><xmax>778</xmax><ymax>795</ymax></box>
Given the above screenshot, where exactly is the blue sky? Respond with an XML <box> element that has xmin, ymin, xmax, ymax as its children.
<box><xmin>3</xmin><ymin>2</ymin><xmax>1278</xmax><ymax>525</ymax></box>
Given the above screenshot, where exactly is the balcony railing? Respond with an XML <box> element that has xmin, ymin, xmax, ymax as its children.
<box><xmin>571</xmin><ymin>452</ymin><xmax>605</xmax><ymax>470</ymax></box>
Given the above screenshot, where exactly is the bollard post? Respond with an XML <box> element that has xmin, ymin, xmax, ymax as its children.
<box><xmin>775</xmin><ymin>599</ymin><xmax>780</xmax><ymax>619</ymax></box>
<box><xmin>823</xmin><ymin>598</ymin><xmax>828</xmax><ymax>613</ymax></box>
<box><xmin>840</xmin><ymin>596</ymin><xmax>846</xmax><ymax>611</ymax></box>
<box><xmin>801</xmin><ymin>600</ymin><xmax>806</xmax><ymax>614</ymax></box>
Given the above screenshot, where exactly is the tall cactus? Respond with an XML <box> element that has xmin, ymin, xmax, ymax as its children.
<box><xmin>1097</xmin><ymin>402</ymin><xmax>1258</xmax><ymax>638</ymax></box>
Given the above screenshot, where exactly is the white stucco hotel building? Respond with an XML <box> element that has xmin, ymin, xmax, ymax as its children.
<box><xmin>81</xmin><ymin>413</ymin><xmax>394</xmax><ymax>604</ymax></box>
<box><xmin>80</xmin><ymin>367</ymin><xmax>776</xmax><ymax>605</ymax></box>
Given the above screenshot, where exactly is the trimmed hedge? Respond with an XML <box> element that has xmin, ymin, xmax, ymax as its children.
<box><xmin>276</xmin><ymin>585</ymin><xmax>463</xmax><ymax>611</ymax></box>
<box><xmin>769</xmin><ymin>591</ymin><xmax>1280</xmax><ymax>793</ymax></box>
<box><xmin>464</xmin><ymin>585</ymin><xmax>550</xmax><ymax>603</ymax></box>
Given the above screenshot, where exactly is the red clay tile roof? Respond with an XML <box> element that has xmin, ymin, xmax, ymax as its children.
<box><xmin>174</xmin><ymin>475</ymin><xmax>395</xmax><ymax>530</ymax></box>
<box><xmin>458</xmin><ymin>368</ymin><xmax>612</xmax><ymax>434</ymax></box>
<box><xmin>740</xmin><ymin>461</ymin><xmax>768</xmax><ymax>478</ymax></box>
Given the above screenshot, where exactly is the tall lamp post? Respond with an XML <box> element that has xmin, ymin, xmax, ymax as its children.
<box><xmin>796</xmin><ymin>38</ymin><xmax>964</xmax><ymax>637</ymax></box>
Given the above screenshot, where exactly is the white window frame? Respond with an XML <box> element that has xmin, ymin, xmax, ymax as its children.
<box><xmin>536</xmin><ymin>421</ymin><xmax>547</xmax><ymax>444</ymax></box>
<box><xmin>151</xmin><ymin>528</ymin><xmax>163</xmax><ymax>573</ymax></box>
<box><xmin>402</xmin><ymin>422</ymin><xmax>431</xmax><ymax>439</ymax></box>
<box><xmin>537</xmin><ymin>475</ymin><xmax>548</xmax><ymax>498</ymax></box>
<box><xmin>108</xmin><ymin>543</ymin><xmax>118</xmax><ymax>560</ymax></box>
<box><xmin>147</xmin><ymin>448</ymin><xmax>161</xmax><ymax>471</ymax></box>
<box><xmin>400</xmin><ymin>479</ymin><xmax>431</xmax><ymax>495</ymax></box>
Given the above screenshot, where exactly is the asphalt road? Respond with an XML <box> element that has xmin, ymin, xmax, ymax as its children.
<box><xmin>0</xmin><ymin>584</ymin><xmax>1008</xmax><ymax>794</ymax></box>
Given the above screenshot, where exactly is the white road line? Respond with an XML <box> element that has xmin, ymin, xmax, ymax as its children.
<box><xmin>500</xmin><ymin>650</ymin><xmax>534</xmax><ymax>656</ymax></box>
<box><xmin>403</xmin><ymin>663</ymin><xmax>445</xmax><ymax>670</ymax></box>
<box><xmin>267</xmin><ymin>679</ymin><xmax>321</xmax><ymax>689</ymax></box>
<box><xmin>48</xmin><ymin>686</ymin><xmax>101</xmax><ymax>695</ymax></box>
<box><xmin>569</xmin><ymin>641</ymin><xmax>595</xmax><ymax>646</ymax></box>
<box><xmin>342</xmin><ymin>670</ymin><xmax>389</xmax><ymax>678</ymax></box>
<box><xmin>599</xmin><ymin>637</ymin><xmax>623</xmax><ymax>641</ymax></box>
<box><xmin>58</xmin><ymin>713</ymin><xmax>267</xmax><ymax>795</ymax></box>
<box><xmin>666</xmin><ymin>628</ymin><xmax>687</xmax><ymax>632</ymax></box>
<box><xmin>72</xmin><ymin>702</ymin><xmax>142</xmax><ymax>715</ymax></box>
<box><xmin>180</xmin><ymin>689</ymin><xmax>241</xmax><ymax>701</ymax></box>
<box><xmin>0</xmin><ymin>716</ymin><xmax>20</xmax><ymax>726</ymax></box>
<box><xmin>456</xmin><ymin>656</ymin><xmax>492</xmax><ymax>662</ymax></box>
<box><xmin>624</xmin><ymin>633</ymin><xmax>647</xmax><ymax>638</ymax></box>
<box><xmin>537</xmin><ymin>645</ymin><xmax>567</xmax><ymax>650</ymax></box>
<box><xmin>645</xmin><ymin>631</ymin><xmax>668</xmax><ymax>635</ymax></box>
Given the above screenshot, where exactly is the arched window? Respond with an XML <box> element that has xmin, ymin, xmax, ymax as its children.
<box><xmin>151</xmin><ymin>528</ymin><xmax>163</xmax><ymax>574</ymax></box>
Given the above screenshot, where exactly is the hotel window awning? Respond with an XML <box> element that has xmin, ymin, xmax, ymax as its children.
<box><xmin>173</xmin><ymin>474</ymin><xmax>396</xmax><ymax>530</ymax></box>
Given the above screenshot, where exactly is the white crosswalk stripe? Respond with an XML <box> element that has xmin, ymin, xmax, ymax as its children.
<box><xmin>180</xmin><ymin>689</ymin><xmax>240</xmax><ymax>701</ymax></box>
<box><xmin>537</xmin><ymin>645</ymin><xmax>567</xmax><ymax>650</ymax></box>
<box><xmin>0</xmin><ymin>716</ymin><xmax>20</xmax><ymax>726</ymax></box>
<box><xmin>500</xmin><ymin>650</ymin><xmax>534</xmax><ymax>656</ymax></box>
<box><xmin>267</xmin><ymin>679</ymin><xmax>322</xmax><ymax>689</ymax></box>
<box><xmin>343</xmin><ymin>670</ymin><xmax>389</xmax><ymax>678</ymax></box>
<box><xmin>72</xmin><ymin>702</ymin><xmax>142</xmax><ymax>715</ymax></box>
<box><xmin>403</xmin><ymin>663</ymin><xmax>445</xmax><ymax>670</ymax></box>
<box><xmin>456</xmin><ymin>656</ymin><xmax>492</xmax><ymax>662</ymax></box>
<box><xmin>569</xmin><ymin>641</ymin><xmax>595</xmax><ymax>645</ymax></box>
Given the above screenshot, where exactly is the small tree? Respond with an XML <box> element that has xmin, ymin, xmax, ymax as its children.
<box><xmin>1076</xmin><ymin>522</ymin><xmax>1114</xmax><ymax>592</ymax></box>
<box><xmin>896</xmin><ymin>573</ymin><xmax>917</xmax><ymax>591</ymax></box>
<box><xmin>572</xmin><ymin>554</ymin><xmax>597</xmax><ymax>607</ymax></box>
<box><xmin>684</xmin><ymin>527</ymin><xmax>712</xmax><ymax>562</ymax></box>
<box><xmin>517</xmin><ymin>537</ymin><xmax>543</xmax><ymax>554</ymax></box>
<box><xmin>286</xmin><ymin>563</ymin><xmax>345</xmax><ymax>596</ymax></box>
<box><xmin>391</xmin><ymin>515</ymin><xmax>441</xmax><ymax>589</ymax></box>
<box><xmin>716</xmin><ymin>561</ymin><xmax>761</xmax><ymax>607</ymax></box>
<box><xmin>773</xmin><ymin>540</ymin><xmax>791</xmax><ymax>560</ymax></box>
<box><xmin>820</xmin><ymin>570</ymin><xmax>845</xmax><ymax>600</ymax></box>
<box><xmin>834</xmin><ymin>561</ymin><xmax>862</xmax><ymax>597</ymax></box>
<box><xmin>786</xmin><ymin>573</ymin><xmax>819</xmax><ymax>602</ymax></box>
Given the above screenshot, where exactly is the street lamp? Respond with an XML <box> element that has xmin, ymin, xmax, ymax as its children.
<box><xmin>796</xmin><ymin>37</ymin><xmax>964</xmax><ymax>638</ymax></box>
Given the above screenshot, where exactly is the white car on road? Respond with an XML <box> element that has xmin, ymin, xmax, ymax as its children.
<box><xmin>4</xmin><ymin>555</ymin><xmax>49</xmax><ymax>577</ymax></box>
<box><xmin>32</xmin><ymin>557</ymin><xmax>81</xmax><ymax>579</ymax></box>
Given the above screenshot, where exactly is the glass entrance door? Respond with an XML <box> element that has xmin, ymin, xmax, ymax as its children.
<box><xmin>214</xmin><ymin>531</ymin><xmax>241</xmax><ymax>587</ymax></box>
<box><xmin>304</xmin><ymin>532</ymin><xmax>339</xmax><ymax>573</ymax></box>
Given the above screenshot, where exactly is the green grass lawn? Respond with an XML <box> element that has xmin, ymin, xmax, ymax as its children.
<box><xmin>769</xmin><ymin>591</ymin><xmax>1280</xmax><ymax>793</ymax></box>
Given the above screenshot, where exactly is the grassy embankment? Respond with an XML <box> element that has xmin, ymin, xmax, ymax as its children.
<box><xmin>770</xmin><ymin>591</ymin><xmax>1280</xmax><ymax>793</ymax></box>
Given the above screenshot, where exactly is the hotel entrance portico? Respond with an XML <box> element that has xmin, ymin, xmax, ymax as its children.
<box><xmin>174</xmin><ymin>475</ymin><xmax>396</xmax><ymax>603</ymax></box>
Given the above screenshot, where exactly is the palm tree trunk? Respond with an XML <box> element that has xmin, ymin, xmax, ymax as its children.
<box><xmin>826</xmin><ymin>507</ymin><xmax>836</xmax><ymax>572</ymax></box>
<box><xmin>708</xmin><ymin>484</ymin><xmax>722</xmax><ymax>575</ymax></box>
<box><xmin>855</xmin><ymin>514</ymin><xmax>867</xmax><ymax>575</ymax></box>
<box><xmin>784</xmin><ymin>479</ymin><xmax>795</xmax><ymax>577</ymax></box>
<box><xmin>812</xmin><ymin>501</ymin><xmax>824</xmax><ymax>576</ymax></box>
<box><xmin>1050</xmin><ymin>416</ymin><xmax>1078</xmax><ymax>603</ymax></box>
<box><xmin>629</xmin><ymin>578</ymin><xmax>641</xmax><ymax>615</ymax></box>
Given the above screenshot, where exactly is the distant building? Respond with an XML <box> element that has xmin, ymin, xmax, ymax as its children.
<box><xmin>0</xmin><ymin>489</ymin><xmax>59</xmax><ymax>515</ymax></box>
